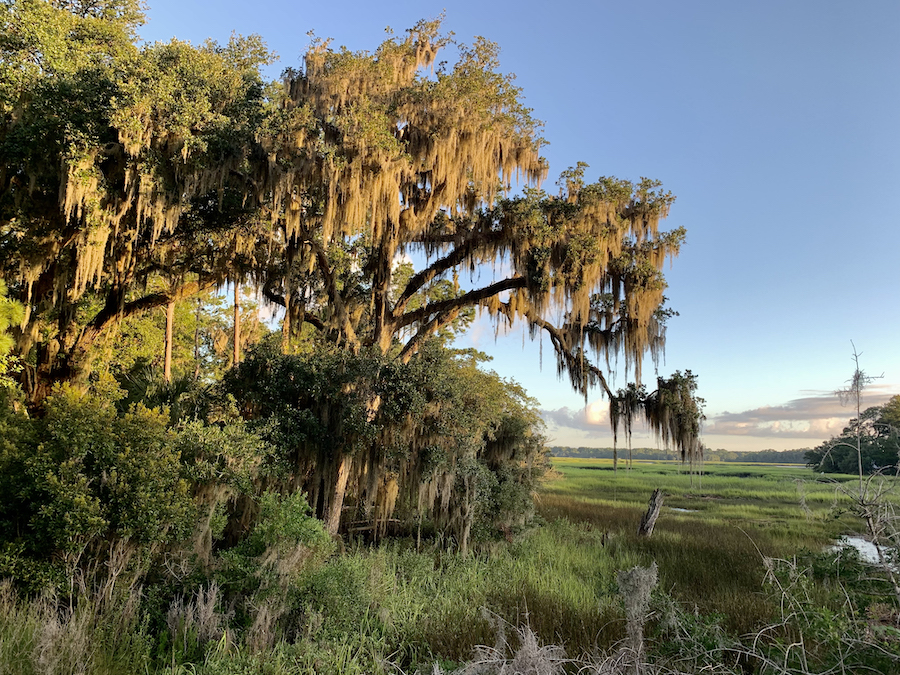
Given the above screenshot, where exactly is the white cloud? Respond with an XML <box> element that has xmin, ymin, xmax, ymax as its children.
<box><xmin>540</xmin><ymin>386</ymin><xmax>900</xmax><ymax>450</ymax></box>
<box><xmin>541</xmin><ymin>398</ymin><xmax>653</xmax><ymax>436</ymax></box>
<box><xmin>705</xmin><ymin>386</ymin><xmax>900</xmax><ymax>439</ymax></box>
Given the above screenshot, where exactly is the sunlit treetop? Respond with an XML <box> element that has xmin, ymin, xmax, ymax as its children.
<box><xmin>1</xmin><ymin>3</ymin><xmax>684</xmax><ymax>409</ymax></box>
<box><xmin>258</xmin><ymin>26</ymin><xmax>681</xmax><ymax>395</ymax></box>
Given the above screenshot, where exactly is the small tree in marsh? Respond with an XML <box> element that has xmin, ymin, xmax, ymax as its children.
<box><xmin>807</xmin><ymin>347</ymin><xmax>900</xmax><ymax>608</ymax></box>
<box><xmin>805</xmin><ymin>397</ymin><xmax>900</xmax><ymax>475</ymax></box>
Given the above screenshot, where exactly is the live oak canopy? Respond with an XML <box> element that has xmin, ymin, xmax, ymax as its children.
<box><xmin>1</xmin><ymin>0</ymin><xmax>684</xmax><ymax>409</ymax></box>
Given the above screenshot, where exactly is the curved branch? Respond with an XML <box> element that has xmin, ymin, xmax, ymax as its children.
<box><xmin>300</xmin><ymin>313</ymin><xmax>326</xmax><ymax>331</ymax></box>
<box><xmin>303</xmin><ymin>232</ymin><xmax>360</xmax><ymax>351</ymax></box>
<box><xmin>398</xmin><ymin>307</ymin><xmax>460</xmax><ymax>362</ymax></box>
<box><xmin>85</xmin><ymin>278</ymin><xmax>218</xmax><ymax>337</ymax></box>
<box><xmin>396</xmin><ymin>276</ymin><xmax>526</xmax><ymax>330</ymax></box>
<box><xmin>261</xmin><ymin>276</ymin><xmax>286</xmax><ymax>308</ymax></box>
<box><xmin>517</xmin><ymin>309</ymin><xmax>613</xmax><ymax>399</ymax></box>
<box><xmin>393</xmin><ymin>227</ymin><xmax>508</xmax><ymax>316</ymax></box>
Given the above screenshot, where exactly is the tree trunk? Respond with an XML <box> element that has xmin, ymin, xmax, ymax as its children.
<box><xmin>232</xmin><ymin>282</ymin><xmax>241</xmax><ymax>367</ymax></box>
<box><xmin>371</xmin><ymin>225</ymin><xmax>397</xmax><ymax>353</ymax></box>
<box><xmin>638</xmin><ymin>488</ymin><xmax>664</xmax><ymax>537</ymax></box>
<box><xmin>193</xmin><ymin>296</ymin><xmax>201</xmax><ymax>381</ymax></box>
<box><xmin>457</xmin><ymin>475</ymin><xmax>473</xmax><ymax>557</ymax></box>
<box><xmin>164</xmin><ymin>298</ymin><xmax>175</xmax><ymax>383</ymax></box>
<box><xmin>27</xmin><ymin>343</ymin><xmax>72</xmax><ymax>408</ymax></box>
<box><xmin>324</xmin><ymin>456</ymin><xmax>351</xmax><ymax>535</ymax></box>
<box><xmin>281</xmin><ymin>287</ymin><xmax>291</xmax><ymax>354</ymax></box>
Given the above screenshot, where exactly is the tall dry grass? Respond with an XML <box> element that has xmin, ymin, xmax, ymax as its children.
<box><xmin>0</xmin><ymin>578</ymin><xmax>150</xmax><ymax>675</ymax></box>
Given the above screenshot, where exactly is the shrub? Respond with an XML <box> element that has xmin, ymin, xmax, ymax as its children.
<box><xmin>0</xmin><ymin>383</ymin><xmax>197</xmax><ymax>594</ymax></box>
<box><xmin>26</xmin><ymin>385</ymin><xmax>194</xmax><ymax>556</ymax></box>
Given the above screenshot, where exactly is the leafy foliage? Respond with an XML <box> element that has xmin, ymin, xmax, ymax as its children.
<box><xmin>106</xmin><ymin>286</ymin><xmax>266</xmax><ymax>395</ymax></box>
<box><xmin>4</xmin><ymin>383</ymin><xmax>193</xmax><ymax>558</ymax></box>
<box><xmin>805</xmin><ymin>396</ymin><xmax>900</xmax><ymax>474</ymax></box>
<box><xmin>223</xmin><ymin>340</ymin><xmax>548</xmax><ymax>546</ymax></box>
<box><xmin>0</xmin><ymin>279</ymin><xmax>22</xmax><ymax>387</ymax></box>
<box><xmin>1</xmin><ymin>0</ymin><xmax>274</xmax><ymax>399</ymax></box>
<box><xmin>0</xmin><ymin>377</ymin><xmax>283</xmax><ymax>588</ymax></box>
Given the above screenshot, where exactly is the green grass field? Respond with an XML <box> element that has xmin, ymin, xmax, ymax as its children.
<box><xmin>538</xmin><ymin>459</ymin><xmax>865</xmax><ymax>634</ymax></box>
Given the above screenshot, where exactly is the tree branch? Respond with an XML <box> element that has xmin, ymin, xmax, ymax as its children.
<box><xmin>302</xmin><ymin>231</ymin><xmax>360</xmax><ymax>351</ymax></box>
<box><xmin>301</xmin><ymin>313</ymin><xmax>326</xmax><ymax>331</ymax></box>
<box><xmin>85</xmin><ymin>278</ymin><xmax>219</xmax><ymax>337</ymax></box>
<box><xmin>262</xmin><ymin>277</ymin><xmax>286</xmax><ymax>308</ymax></box>
<box><xmin>398</xmin><ymin>307</ymin><xmax>461</xmax><ymax>362</ymax></box>
<box><xmin>513</xmin><ymin>306</ymin><xmax>613</xmax><ymax>399</ymax></box>
<box><xmin>396</xmin><ymin>276</ymin><xmax>527</xmax><ymax>330</ymax></box>
<box><xmin>393</xmin><ymin>228</ymin><xmax>507</xmax><ymax>316</ymax></box>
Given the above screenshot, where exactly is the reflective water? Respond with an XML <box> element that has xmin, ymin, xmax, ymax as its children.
<box><xmin>831</xmin><ymin>535</ymin><xmax>895</xmax><ymax>569</ymax></box>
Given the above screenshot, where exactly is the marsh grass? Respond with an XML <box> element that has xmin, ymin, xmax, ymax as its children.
<box><xmin>538</xmin><ymin>459</ymin><xmax>870</xmax><ymax>634</ymax></box>
<box><xmin>0</xmin><ymin>579</ymin><xmax>151</xmax><ymax>675</ymax></box>
<box><xmin>313</xmin><ymin>522</ymin><xmax>637</xmax><ymax>661</ymax></box>
<box><xmin>2</xmin><ymin>459</ymin><xmax>894</xmax><ymax>674</ymax></box>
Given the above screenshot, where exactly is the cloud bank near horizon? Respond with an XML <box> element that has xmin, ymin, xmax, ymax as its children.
<box><xmin>541</xmin><ymin>386</ymin><xmax>900</xmax><ymax>447</ymax></box>
<box><xmin>706</xmin><ymin>386</ymin><xmax>899</xmax><ymax>439</ymax></box>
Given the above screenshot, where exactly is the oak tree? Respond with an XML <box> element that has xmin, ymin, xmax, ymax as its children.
<box><xmin>1</xmin><ymin>4</ymin><xmax>704</xmax><ymax>538</ymax></box>
<box><xmin>257</xmin><ymin>25</ymin><xmax>684</xmax><ymax>401</ymax></box>
<box><xmin>2</xmin><ymin>4</ymin><xmax>684</xmax><ymax>405</ymax></box>
<box><xmin>0</xmin><ymin>0</ymin><xmax>273</xmax><ymax>401</ymax></box>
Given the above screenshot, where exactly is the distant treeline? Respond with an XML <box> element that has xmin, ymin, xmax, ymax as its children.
<box><xmin>550</xmin><ymin>447</ymin><xmax>809</xmax><ymax>464</ymax></box>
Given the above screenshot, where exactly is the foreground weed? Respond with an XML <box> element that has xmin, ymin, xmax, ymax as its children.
<box><xmin>0</xmin><ymin>579</ymin><xmax>151</xmax><ymax>675</ymax></box>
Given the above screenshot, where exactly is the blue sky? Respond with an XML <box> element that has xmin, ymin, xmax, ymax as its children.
<box><xmin>140</xmin><ymin>0</ymin><xmax>900</xmax><ymax>452</ymax></box>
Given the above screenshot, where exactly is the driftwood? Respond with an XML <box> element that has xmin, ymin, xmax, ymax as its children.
<box><xmin>638</xmin><ymin>488</ymin><xmax>664</xmax><ymax>537</ymax></box>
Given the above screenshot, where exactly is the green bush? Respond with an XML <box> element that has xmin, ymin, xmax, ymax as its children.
<box><xmin>292</xmin><ymin>555</ymin><xmax>375</xmax><ymax>638</ymax></box>
<box><xmin>255</xmin><ymin>491</ymin><xmax>333</xmax><ymax>553</ymax></box>
<box><xmin>0</xmin><ymin>383</ymin><xmax>195</xmax><ymax>589</ymax></box>
<box><xmin>27</xmin><ymin>385</ymin><xmax>194</xmax><ymax>555</ymax></box>
<box><xmin>0</xmin><ymin>389</ymin><xmax>37</xmax><ymax>546</ymax></box>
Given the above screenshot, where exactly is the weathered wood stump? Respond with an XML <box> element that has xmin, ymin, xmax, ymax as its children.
<box><xmin>638</xmin><ymin>488</ymin><xmax>664</xmax><ymax>537</ymax></box>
